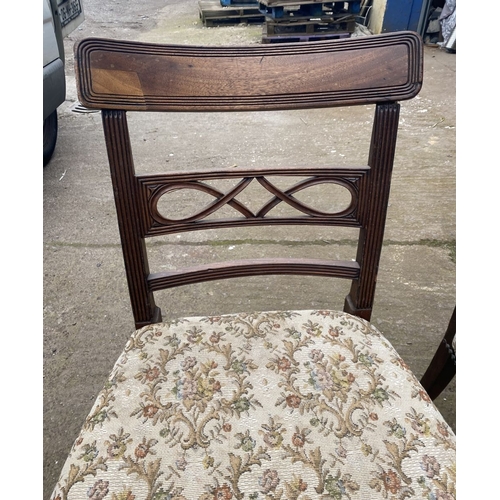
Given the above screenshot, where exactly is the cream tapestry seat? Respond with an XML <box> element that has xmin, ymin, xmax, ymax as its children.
<box><xmin>51</xmin><ymin>32</ymin><xmax>456</xmax><ymax>500</ymax></box>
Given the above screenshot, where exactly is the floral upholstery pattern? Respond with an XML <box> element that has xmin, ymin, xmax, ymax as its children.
<box><xmin>51</xmin><ymin>310</ymin><xmax>456</xmax><ymax>500</ymax></box>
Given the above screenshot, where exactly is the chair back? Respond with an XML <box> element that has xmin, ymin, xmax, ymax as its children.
<box><xmin>74</xmin><ymin>32</ymin><xmax>423</xmax><ymax>329</ymax></box>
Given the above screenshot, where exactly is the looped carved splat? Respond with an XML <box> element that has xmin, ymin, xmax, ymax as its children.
<box><xmin>143</xmin><ymin>168</ymin><xmax>366</xmax><ymax>233</ymax></box>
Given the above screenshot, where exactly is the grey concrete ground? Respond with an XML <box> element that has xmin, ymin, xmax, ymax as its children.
<box><xmin>43</xmin><ymin>1</ymin><xmax>456</xmax><ymax>499</ymax></box>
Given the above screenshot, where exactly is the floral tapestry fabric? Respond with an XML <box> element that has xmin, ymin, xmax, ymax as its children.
<box><xmin>51</xmin><ymin>310</ymin><xmax>456</xmax><ymax>500</ymax></box>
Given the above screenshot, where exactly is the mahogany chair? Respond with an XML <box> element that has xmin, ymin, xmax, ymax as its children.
<box><xmin>51</xmin><ymin>32</ymin><xmax>456</xmax><ymax>500</ymax></box>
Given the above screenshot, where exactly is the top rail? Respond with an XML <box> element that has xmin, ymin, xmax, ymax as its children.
<box><xmin>75</xmin><ymin>31</ymin><xmax>423</xmax><ymax>112</ymax></box>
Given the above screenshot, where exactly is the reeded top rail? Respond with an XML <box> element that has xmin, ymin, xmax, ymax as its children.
<box><xmin>75</xmin><ymin>31</ymin><xmax>423</xmax><ymax>112</ymax></box>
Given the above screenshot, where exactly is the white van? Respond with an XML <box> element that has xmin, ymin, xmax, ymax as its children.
<box><xmin>43</xmin><ymin>0</ymin><xmax>84</xmax><ymax>166</ymax></box>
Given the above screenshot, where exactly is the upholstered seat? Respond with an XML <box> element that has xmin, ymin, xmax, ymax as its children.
<box><xmin>50</xmin><ymin>31</ymin><xmax>455</xmax><ymax>499</ymax></box>
<box><xmin>51</xmin><ymin>311</ymin><xmax>455</xmax><ymax>499</ymax></box>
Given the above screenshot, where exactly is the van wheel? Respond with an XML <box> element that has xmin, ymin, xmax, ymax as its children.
<box><xmin>43</xmin><ymin>110</ymin><xmax>58</xmax><ymax>167</ymax></box>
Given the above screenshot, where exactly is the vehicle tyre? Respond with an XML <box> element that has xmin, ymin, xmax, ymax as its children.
<box><xmin>43</xmin><ymin>110</ymin><xmax>58</xmax><ymax>167</ymax></box>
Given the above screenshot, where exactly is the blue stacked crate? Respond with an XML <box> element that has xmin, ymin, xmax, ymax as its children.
<box><xmin>220</xmin><ymin>0</ymin><xmax>258</xmax><ymax>5</ymax></box>
<box><xmin>259</xmin><ymin>0</ymin><xmax>359</xmax><ymax>43</ymax></box>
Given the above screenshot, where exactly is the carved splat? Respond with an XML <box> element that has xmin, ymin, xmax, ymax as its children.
<box><xmin>137</xmin><ymin>167</ymin><xmax>368</xmax><ymax>236</ymax></box>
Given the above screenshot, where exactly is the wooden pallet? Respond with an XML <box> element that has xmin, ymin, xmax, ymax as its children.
<box><xmin>199</xmin><ymin>0</ymin><xmax>265</xmax><ymax>26</ymax></box>
<box><xmin>265</xmin><ymin>16</ymin><xmax>356</xmax><ymax>35</ymax></box>
<box><xmin>262</xmin><ymin>28</ymin><xmax>350</xmax><ymax>43</ymax></box>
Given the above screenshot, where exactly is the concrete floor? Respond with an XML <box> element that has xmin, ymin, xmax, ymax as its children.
<box><xmin>43</xmin><ymin>2</ymin><xmax>456</xmax><ymax>499</ymax></box>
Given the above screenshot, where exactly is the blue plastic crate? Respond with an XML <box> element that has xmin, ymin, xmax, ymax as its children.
<box><xmin>220</xmin><ymin>0</ymin><xmax>258</xmax><ymax>6</ymax></box>
<box><xmin>259</xmin><ymin>2</ymin><xmax>361</xmax><ymax>19</ymax></box>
